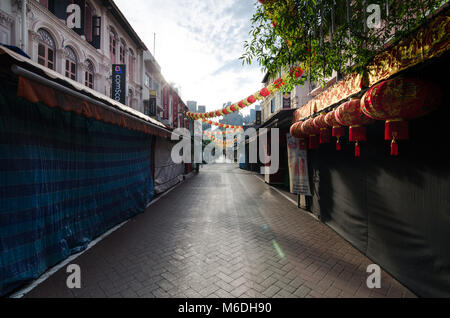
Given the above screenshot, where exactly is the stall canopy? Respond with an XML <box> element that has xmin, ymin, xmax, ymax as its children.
<box><xmin>287</xmin><ymin>8</ymin><xmax>450</xmax><ymax>297</ymax></box>
<box><xmin>0</xmin><ymin>45</ymin><xmax>163</xmax><ymax>296</ymax></box>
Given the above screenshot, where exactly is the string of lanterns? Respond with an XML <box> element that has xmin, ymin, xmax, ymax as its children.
<box><xmin>186</xmin><ymin>67</ymin><xmax>304</xmax><ymax>120</ymax></box>
<box><xmin>204</xmin><ymin>129</ymin><xmax>241</xmax><ymax>136</ymax></box>
<box><xmin>290</xmin><ymin>77</ymin><xmax>442</xmax><ymax>157</ymax></box>
<box><xmin>207</xmin><ymin>135</ymin><xmax>239</xmax><ymax>148</ymax></box>
<box><xmin>201</xmin><ymin>118</ymin><xmax>244</xmax><ymax>130</ymax></box>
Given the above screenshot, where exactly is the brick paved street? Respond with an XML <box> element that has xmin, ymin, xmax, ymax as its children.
<box><xmin>24</xmin><ymin>163</ymin><xmax>415</xmax><ymax>298</ymax></box>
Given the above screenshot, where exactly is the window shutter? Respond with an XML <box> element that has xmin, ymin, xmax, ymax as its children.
<box><xmin>92</xmin><ymin>16</ymin><xmax>101</xmax><ymax>49</ymax></box>
<box><xmin>50</xmin><ymin>0</ymin><xmax>68</xmax><ymax>20</ymax></box>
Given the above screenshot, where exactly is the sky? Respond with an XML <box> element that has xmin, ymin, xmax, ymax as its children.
<box><xmin>114</xmin><ymin>0</ymin><xmax>264</xmax><ymax>115</ymax></box>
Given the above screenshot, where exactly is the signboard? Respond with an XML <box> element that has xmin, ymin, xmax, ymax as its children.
<box><xmin>255</xmin><ymin>110</ymin><xmax>261</xmax><ymax>125</ymax></box>
<box><xmin>111</xmin><ymin>64</ymin><xmax>126</xmax><ymax>104</ymax></box>
<box><xmin>287</xmin><ymin>134</ymin><xmax>311</xmax><ymax>195</ymax></box>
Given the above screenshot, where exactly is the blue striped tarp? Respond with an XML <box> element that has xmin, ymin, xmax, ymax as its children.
<box><xmin>0</xmin><ymin>82</ymin><xmax>154</xmax><ymax>296</ymax></box>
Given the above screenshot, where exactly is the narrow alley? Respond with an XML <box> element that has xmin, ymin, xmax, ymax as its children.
<box><xmin>23</xmin><ymin>164</ymin><xmax>414</xmax><ymax>298</ymax></box>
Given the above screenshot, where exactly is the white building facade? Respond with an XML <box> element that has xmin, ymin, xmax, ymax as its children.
<box><xmin>0</xmin><ymin>0</ymin><xmax>147</xmax><ymax>112</ymax></box>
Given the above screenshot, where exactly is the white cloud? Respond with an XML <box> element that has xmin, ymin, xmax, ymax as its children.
<box><xmin>114</xmin><ymin>0</ymin><xmax>264</xmax><ymax>114</ymax></box>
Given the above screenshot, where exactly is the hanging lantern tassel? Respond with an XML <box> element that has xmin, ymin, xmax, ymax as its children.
<box><xmin>319</xmin><ymin>128</ymin><xmax>331</xmax><ymax>144</ymax></box>
<box><xmin>349</xmin><ymin>125</ymin><xmax>366</xmax><ymax>157</ymax></box>
<box><xmin>355</xmin><ymin>141</ymin><xmax>361</xmax><ymax>157</ymax></box>
<box><xmin>309</xmin><ymin>135</ymin><xmax>320</xmax><ymax>149</ymax></box>
<box><xmin>336</xmin><ymin>137</ymin><xmax>341</xmax><ymax>151</ymax></box>
<box><xmin>391</xmin><ymin>139</ymin><xmax>398</xmax><ymax>156</ymax></box>
<box><xmin>385</xmin><ymin>119</ymin><xmax>409</xmax><ymax>156</ymax></box>
<box><xmin>332</xmin><ymin>126</ymin><xmax>345</xmax><ymax>151</ymax></box>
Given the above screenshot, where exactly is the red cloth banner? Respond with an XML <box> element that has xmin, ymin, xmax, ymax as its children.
<box><xmin>163</xmin><ymin>87</ymin><xmax>169</xmax><ymax>120</ymax></box>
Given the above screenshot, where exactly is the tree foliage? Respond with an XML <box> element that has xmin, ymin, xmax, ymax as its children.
<box><xmin>241</xmin><ymin>0</ymin><xmax>447</xmax><ymax>88</ymax></box>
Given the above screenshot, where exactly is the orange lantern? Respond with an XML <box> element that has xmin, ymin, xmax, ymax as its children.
<box><xmin>361</xmin><ymin>77</ymin><xmax>442</xmax><ymax>156</ymax></box>
<box><xmin>312</xmin><ymin>114</ymin><xmax>331</xmax><ymax>144</ymax></box>
<box><xmin>325</xmin><ymin>110</ymin><xmax>345</xmax><ymax>150</ymax></box>
<box><xmin>335</xmin><ymin>99</ymin><xmax>374</xmax><ymax>157</ymax></box>
<box><xmin>301</xmin><ymin>118</ymin><xmax>321</xmax><ymax>149</ymax></box>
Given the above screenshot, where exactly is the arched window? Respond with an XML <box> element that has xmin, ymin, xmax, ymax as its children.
<box><xmin>109</xmin><ymin>27</ymin><xmax>117</xmax><ymax>63</ymax></box>
<box><xmin>128</xmin><ymin>49</ymin><xmax>134</xmax><ymax>81</ymax></box>
<box><xmin>37</xmin><ymin>29</ymin><xmax>55</xmax><ymax>70</ymax></box>
<box><xmin>65</xmin><ymin>46</ymin><xmax>77</xmax><ymax>80</ymax></box>
<box><xmin>85</xmin><ymin>60</ymin><xmax>94</xmax><ymax>89</ymax></box>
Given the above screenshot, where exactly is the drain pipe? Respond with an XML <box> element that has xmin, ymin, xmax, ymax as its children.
<box><xmin>21</xmin><ymin>0</ymin><xmax>27</xmax><ymax>51</ymax></box>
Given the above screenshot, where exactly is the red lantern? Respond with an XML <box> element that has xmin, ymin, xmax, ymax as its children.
<box><xmin>260</xmin><ymin>88</ymin><xmax>270</xmax><ymax>97</ymax></box>
<box><xmin>247</xmin><ymin>95</ymin><xmax>256</xmax><ymax>104</ymax></box>
<box><xmin>325</xmin><ymin>110</ymin><xmax>345</xmax><ymax>150</ymax></box>
<box><xmin>335</xmin><ymin>99</ymin><xmax>374</xmax><ymax>157</ymax></box>
<box><xmin>301</xmin><ymin>118</ymin><xmax>321</xmax><ymax>149</ymax></box>
<box><xmin>273</xmin><ymin>78</ymin><xmax>284</xmax><ymax>89</ymax></box>
<box><xmin>312</xmin><ymin>114</ymin><xmax>331</xmax><ymax>144</ymax></box>
<box><xmin>289</xmin><ymin>66</ymin><xmax>304</xmax><ymax>78</ymax></box>
<box><xmin>361</xmin><ymin>77</ymin><xmax>442</xmax><ymax>156</ymax></box>
<box><xmin>290</xmin><ymin>121</ymin><xmax>305</xmax><ymax>139</ymax></box>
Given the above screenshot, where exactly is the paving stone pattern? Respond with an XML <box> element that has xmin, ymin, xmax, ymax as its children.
<box><xmin>24</xmin><ymin>164</ymin><xmax>415</xmax><ymax>298</ymax></box>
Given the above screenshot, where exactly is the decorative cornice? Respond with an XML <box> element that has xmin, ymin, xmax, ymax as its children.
<box><xmin>29</xmin><ymin>30</ymin><xmax>40</xmax><ymax>41</ymax></box>
<box><xmin>101</xmin><ymin>63</ymin><xmax>110</xmax><ymax>71</ymax></box>
<box><xmin>79</xmin><ymin>62</ymin><xmax>88</xmax><ymax>70</ymax></box>
<box><xmin>0</xmin><ymin>10</ymin><xmax>15</xmax><ymax>26</ymax></box>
